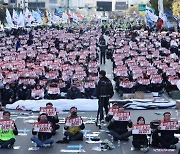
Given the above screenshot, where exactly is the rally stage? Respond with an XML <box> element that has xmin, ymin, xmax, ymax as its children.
<box><xmin>6</xmin><ymin>98</ymin><xmax>176</xmax><ymax>111</ymax></box>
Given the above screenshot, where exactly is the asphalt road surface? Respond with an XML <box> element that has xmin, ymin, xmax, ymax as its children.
<box><xmin>0</xmin><ymin>109</ymin><xmax>180</xmax><ymax>154</ymax></box>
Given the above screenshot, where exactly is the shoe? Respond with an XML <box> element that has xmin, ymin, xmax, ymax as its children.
<box><xmin>7</xmin><ymin>144</ymin><xmax>13</xmax><ymax>149</ymax></box>
<box><xmin>42</xmin><ymin>144</ymin><xmax>51</xmax><ymax>147</ymax></box>
<box><xmin>141</xmin><ymin>147</ymin><xmax>149</xmax><ymax>153</ymax></box>
<box><xmin>100</xmin><ymin>120</ymin><xmax>105</xmax><ymax>124</ymax></box>
<box><xmin>56</xmin><ymin>137</ymin><xmax>69</xmax><ymax>144</ymax></box>
<box><xmin>131</xmin><ymin>146</ymin><xmax>135</xmax><ymax>151</ymax></box>
<box><xmin>169</xmin><ymin>145</ymin><xmax>176</xmax><ymax>149</ymax></box>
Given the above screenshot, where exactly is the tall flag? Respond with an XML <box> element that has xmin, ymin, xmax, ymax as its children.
<box><xmin>24</xmin><ymin>8</ymin><xmax>35</xmax><ymax>26</ymax></box>
<box><xmin>163</xmin><ymin>10</ymin><xmax>176</xmax><ymax>29</ymax></box>
<box><xmin>158</xmin><ymin>0</ymin><xmax>164</xmax><ymax>19</ymax></box>
<box><xmin>62</xmin><ymin>12</ymin><xmax>68</xmax><ymax>23</ymax></box>
<box><xmin>54</xmin><ymin>8</ymin><xmax>62</xmax><ymax>18</ymax></box>
<box><xmin>6</xmin><ymin>9</ymin><xmax>14</xmax><ymax>27</ymax></box>
<box><xmin>17</xmin><ymin>11</ymin><xmax>25</xmax><ymax>27</ymax></box>
<box><xmin>36</xmin><ymin>7</ymin><xmax>42</xmax><ymax>16</ymax></box>
<box><xmin>145</xmin><ymin>6</ymin><xmax>158</xmax><ymax>28</ymax></box>
<box><xmin>46</xmin><ymin>10</ymin><xmax>52</xmax><ymax>24</ymax></box>
<box><xmin>12</xmin><ymin>9</ymin><xmax>19</xmax><ymax>23</ymax></box>
<box><xmin>32</xmin><ymin>10</ymin><xmax>43</xmax><ymax>24</ymax></box>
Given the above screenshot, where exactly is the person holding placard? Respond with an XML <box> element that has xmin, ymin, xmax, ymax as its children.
<box><xmin>31</xmin><ymin>84</ymin><xmax>45</xmax><ymax>100</ymax></box>
<box><xmin>45</xmin><ymin>102</ymin><xmax>59</xmax><ymax>131</ymax></box>
<box><xmin>31</xmin><ymin>113</ymin><xmax>55</xmax><ymax>147</ymax></box>
<box><xmin>105</xmin><ymin>103</ymin><xmax>119</xmax><ymax>122</ymax></box>
<box><xmin>66</xmin><ymin>83</ymin><xmax>81</xmax><ymax>99</ymax></box>
<box><xmin>56</xmin><ymin>107</ymin><xmax>85</xmax><ymax>143</ymax></box>
<box><xmin>0</xmin><ymin>111</ymin><xmax>18</xmax><ymax>148</ymax></box>
<box><xmin>153</xmin><ymin>112</ymin><xmax>179</xmax><ymax>149</ymax></box>
<box><xmin>107</xmin><ymin>107</ymin><xmax>132</xmax><ymax>141</ymax></box>
<box><xmin>132</xmin><ymin>116</ymin><xmax>149</xmax><ymax>152</ymax></box>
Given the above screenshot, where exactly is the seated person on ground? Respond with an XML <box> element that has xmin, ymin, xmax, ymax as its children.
<box><xmin>56</xmin><ymin>107</ymin><xmax>85</xmax><ymax>143</ymax></box>
<box><xmin>105</xmin><ymin>103</ymin><xmax>119</xmax><ymax>122</ymax></box>
<box><xmin>66</xmin><ymin>83</ymin><xmax>81</xmax><ymax>99</ymax></box>
<box><xmin>1</xmin><ymin>83</ymin><xmax>14</xmax><ymax>105</ymax></box>
<box><xmin>31</xmin><ymin>113</ymin><xmax>55</xmax><ymax>147</ymax></box>
<box><xmin>45</xmin><ymin>84</ymin><xmax>61</xmax><ymax>100</ymax></box>
<box><xmin>31</xmin><ymin>84</ymin><xmax>45</xmax><ymax>100</ymax></box>
<box><xmin>152</xmin><ymin>112</ymin><xmax>179</xmax><ymax>149</ymax></box>
<box><xmin>17</xmin><ymin>84</ymin><xmax>31</xmax><ymax>100</ymax></box>
<box><xmin>132</xmin><ymin>116</ymin><xmax>149</xmax><ymax>152</ymax></box>
<box><xmin>107</xmin><ymin>107</ymin><xmax>132</xmax><ymax>141</ymax></box>
<box><xmin>0</xmin><ymin>111</ymin><xmax>18</xmax><ymax>148</ymax></box>
<box><xmin>45</xmin><ymin>102</ymin><xmax>60</xmax><ymax>131</ymax></box>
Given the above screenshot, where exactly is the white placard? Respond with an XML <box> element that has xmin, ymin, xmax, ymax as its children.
<box><xmin>33</xmin><ymin>122</ymin><xmax>52</xmax><ymax>132</ymax></box>
<box><xmin>159</xmin><ymin>121</ymin><xmax>178</xmax><ymax>130</ymax></box>
<box><xmin>65</xmin><ymin>117</ymin><xmax>83</xmax><ymax>126</ymax></box>
<box><xmin>40</xmin><ymin>107</ymin><xmax>56</xmax><ymax>116</ymax></box>
<box><xmin>113</xmin><ymin>112</ymin><xmax>130</xmax><ymax>121</ymax></box>
<box><xmin>132</xmin><ymin>124</ymin><xmax>151</xmax><ymax>134</ymax></box>
<box><xmin>0</xmin><ymin>120</ymin><xmax>14</xmax><ymax>130</ymax></box>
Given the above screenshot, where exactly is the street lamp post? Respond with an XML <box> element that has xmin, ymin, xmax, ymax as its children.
<box><xmin>67</xmin><ymin>0</ymin><xmax>69</xmax><ymax>14</ymax></box>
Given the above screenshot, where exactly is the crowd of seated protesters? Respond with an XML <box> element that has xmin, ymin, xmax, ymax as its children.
<box><xmin>0</xmin><ymin>25</ymin><xmax>100</xmax><ymax>105</ymax></box>
<box><xmin>0</xmin><ymin>24</ymin><xmax>179</xmax><ymax>105</ymax></box>
<box><xmin>105</xmin><ymin>29</ymin><xmax>180</xmax><ymax>96</ymax></box>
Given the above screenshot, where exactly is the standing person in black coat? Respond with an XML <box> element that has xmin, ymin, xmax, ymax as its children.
<box><xmin>107</xmin><ymin>107</ymin><xmax>132</xmax><ymax>141</ymax></box>
<box><xmin>132</xmin><ymin>116</ymin><xmax>149</xmax><ymax>152</ymax></box>
<box><xmin>54</xmin><ymin>38</ymin><xmax>60</xmax><ymax>50</ymax></box>
<box><xmin>1</xmin><ymin>84</ymin><xmax>14</xmax><ymax>105</ymax></box>
<box><xmin>96</xmin><ymin>70</ymin><xmax>114</xmax><ymax>123</ymax></box>
<box><xmin>98</xmin><ymin>35</ymin><xmax>107</xmax><ymax>64</ymax></box>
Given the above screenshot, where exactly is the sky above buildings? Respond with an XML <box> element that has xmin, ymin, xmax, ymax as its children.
<box><xmin>129</xmin><ymin>0</ymin><xmax>149</xmax><ymax>5</ymax></box>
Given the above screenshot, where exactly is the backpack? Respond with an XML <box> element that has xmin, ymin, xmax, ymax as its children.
<box><xmin>99</xmin><ymin>79</ymin><xmax>114</xmax><ymax>98</ymax></box>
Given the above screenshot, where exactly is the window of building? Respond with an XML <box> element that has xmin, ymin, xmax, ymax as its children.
<box><xmin>49</xmin><ymin>0</ymin><xmax>57</xmax><ymax>3</ymax></box>
<box><xmin>28</xmin><ymin>2</ymin><xmax>45</xmax><ymax>9</ymax></box>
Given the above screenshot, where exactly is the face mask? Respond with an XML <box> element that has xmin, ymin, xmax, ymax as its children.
<box><xmin>6</xmin><ymin>87</ymin><xmax>9</xmax><ymax>89</ymax></box>
<box><xmin>23</xmin><ymin>86</ymin><xmax>26</xmax><ymax>89</ymax></box>
<box><xmin>41</xmin><ymin>119</ymin><xmax>48</xmax><ymax>123</ymax></box>
<box><xmin>71</xmin><ymin>111</ymin><xmax>77</xmax><ymax>116</ymax></box>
